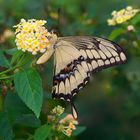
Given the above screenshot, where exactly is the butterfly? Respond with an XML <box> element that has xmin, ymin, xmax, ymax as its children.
<box><xmin>37</xmin><ymin>33</ymin><xmax>127</xmax><ymax>119</ymax></box>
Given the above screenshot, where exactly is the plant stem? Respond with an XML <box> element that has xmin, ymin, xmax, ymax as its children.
<box><xmin>0</xmin><ymin>66</ymin><xmax>18</xmax><ymax>76</ymax></box>
<box><xmin>0</xmin><ymin>54</ymin><xmax>26</xmax><ymax>76</ymax></box>
<box><xmin>0</xmin><ymin>75</ymin><xmax>13</xmax><ymax>80</ymax></box>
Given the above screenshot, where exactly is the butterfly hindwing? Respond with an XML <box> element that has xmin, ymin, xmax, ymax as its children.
<box><xmin>52</xmin><ymin>40</ymin><xmax>89</xmax><ymax>101</ymax></box>
<box><xmin>52</xmin><ymin>36</ymin><xmax>126</xmax><ymax>102</ymax></box>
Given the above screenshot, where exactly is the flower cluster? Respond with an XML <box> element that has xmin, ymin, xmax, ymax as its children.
<box><xmin>58</xmin><ymin>114</ymin><xmax>79</xmax><ymax>137</ymax></box>
<box><xmin>51</xmin><ymin>105</ymin><xmax>65</xmax><ymax>116</ymax></box>
<box><xmin>14</xmin><ymin>19</ymin><xmax>51</xmax><ymax>55</ymax></box>
<box><xmin>107</xmin><ymin>6</ymin><xmax>139</xmax><ymax>26</ymax></box>
<box><xmin>48</xmin><ymin>106</ymin><xmax>78</xmax><ymax>137</ymax></box>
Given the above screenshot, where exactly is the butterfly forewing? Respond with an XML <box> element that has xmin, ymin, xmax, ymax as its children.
<box><xmin>52</xmin><ymin>36</ymin><xmax>126</xmax><ymax>102</ymax></box>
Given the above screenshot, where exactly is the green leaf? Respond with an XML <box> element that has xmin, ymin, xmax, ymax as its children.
<box><xmin>14</xmin><ymin>68</ymin><xmax>43</xmax><ymax>118</ymax></box>
<box><xmin>15</xmin><ymin>114</ymin><xmax>41</xmax><ymax>127</ymax></box>
<box><xmin>5</xmin><ymin>48</ymin><xmax>18</xmax><ymax>55</ymax></box>
<box><xmin>4</xmin><ymin>92</ymin><xmax>41</xmax><ymax>127</ymax></box>
<box><xmin>131</xmin><ymin>13</ymin><xmax>140</xmax><ymax>25</ymax></box>
<box><xmin>0</xmin><ymin>51</ymin><xmax>10</xmax><ymax>68</ymax></box>
<box><xmin>72</xmin><ymin>126</ymin><xmax>86</xmax><ymax>136</ymax></box>
<box><xmin>108</xmin><ymin>28</ymin><xmax>124</xmax><ymax>40</ymax></box>
<box><xmin>10</xmin><ymin>50</ymin><xmax>23</xmax><ymax>65</ymax></box>
<box><xmin>4</xmin><ymin>92</ymin><xmax>33</xmax><ymax>123</ymax></box>
<box><xmin>17</xmin><ymin>53</ymin><xmax>33</xmax><ymax>67</ymax></box>
<box><xmin>0</xmin><ymin>112</ymin><xmax>14</xmax><ymax>140</ymax></box>
<box><xmin>4</xmin><ymin>92</ymin><xmax>32</xmax><ymax>116</ymax></box>
<box><xmin>34</xmin><ymin>124</ymin><xmax>51</xmax><ymax>140</ymax></box>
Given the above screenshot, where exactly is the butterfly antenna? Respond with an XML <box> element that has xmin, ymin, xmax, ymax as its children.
<box><xmin>70</xmin><ymin>101</ymin><xmax>78</xmax><ymax>119</ymax></box>
<box><xmin>58</xmin><ymin>8</ymin><xmax>61</xmax><ymax>27</ymax></box>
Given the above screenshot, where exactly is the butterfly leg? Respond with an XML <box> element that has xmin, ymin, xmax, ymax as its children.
<box><xmin>71</xmin><ymin>101</ymin><xmax>78</xmax><ymax>119</ymax></box>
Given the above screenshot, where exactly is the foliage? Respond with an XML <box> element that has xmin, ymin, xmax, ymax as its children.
<box><xmin>0</xmin><ymin>0</ymin><xmax>140</xmax><ymax>140</ymax></box>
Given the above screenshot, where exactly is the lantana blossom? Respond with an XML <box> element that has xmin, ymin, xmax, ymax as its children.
<box><xmin>47</xmin><ymin>106</ymin><xmax>79</xmax><ymax>137</ymax></box>
<box><xmin>58</xmin><ymin>114</ymin><xmax>79</xmax><ymax>137</ymax></box>
<box><xmin>14</xmin><ymin>19</ymin><xmax>51</xmax><ymax>55</ymax></box>
<box><xmin>51</xmin><ymin>105</ymin><xmax>65</xmax><ymax>116</ymax></box>
<box><xmin>107</xmin><ymin>6</ymin><xmax>139</xmax><ymax>26</ymax></box>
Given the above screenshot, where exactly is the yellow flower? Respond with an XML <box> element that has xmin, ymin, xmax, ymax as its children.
<box><xmin>126</xmin><ymin>6</ymin><xmax>133</xmax><ymax>11</ymax></box>
<box><xmin>48</xmin><ymin>107</ymin><xmax>79</xmax><ymax>137</ymax></box>
<box><xmin>107</xmin><ymin>6</ymin><xmax>139</xmax><ymax>26</ymax></box>
<box><xmin>116</xmin><ymin>17</ymin><xmax>124</xmax><ymax>24</ymax></box>
<box><xmin>107</xmin><ymin>19</ymin><xmax>116</xmax><ymax>25</ymax></box>
<box><xmin>14</xmin><ymin>19</ymin><xmax>51</xmax><ymax>55</ymax></box>
<box><xmin>51</xmin><ymin>105</ymin><xmax>65</xmax><ymax>116</ymax></box>
<box><xmin>111</xmin><ymin>10</ymin><xmax>117</xmax><ymax>16</ymax></box>
<box><xmin>117</xmin><ymin>9</ymin><xmax>125</xmax><ymax>15</ymax></box>
<box><xmin>26</xmin><ymin>38</ymin><xmax>33</xmax><ymax>45</ymax></box>
<box><xmin>33</xmin><ymin>40</ymin><xmax>39</xmax><ymax>46</ymax></box>
<box><xmin>69</xmin><ymin>122</ymin><xmax>76</xmax><ymax>129</ymax></box>
<box><xmin>58</xmin><ymin>114</ymin><xmax>79</xmax><ymax>137</ymax></box>
<box><xmin>65</xmin><ymin>128</ymin><xmax>72</xmax><ymax>137</ymax></box>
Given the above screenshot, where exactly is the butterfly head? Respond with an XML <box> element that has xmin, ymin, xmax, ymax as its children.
<box><xmin>47</xmin><ymin>31</ymin><xmax>58</xmax><ymax>45</ymax></box>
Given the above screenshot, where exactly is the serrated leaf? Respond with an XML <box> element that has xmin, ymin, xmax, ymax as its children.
<box><xmin>0</xmin><ymin>50</ymin><xmax>10</xmax><ymax>68</ymax></box>
<box><xmin>72</xmin><ymin>126</ymin><xmax>86</xmax><ymax>136</ymax></box>
<box><xmin>14</xmin><ymin>68</ymin><xmax>43</xmax><ymax>118</ymax></box>
<box><xmin>4</xmin><ymin>92</ymin><xmax>41</xmax><ymax>127</ymax></box>
<box><xmin>4</xmin><ymin>92</ymin><xmax>33</xmax><ymax>114</ymax></box>
<box><xmin>4</xmin><ymin>92</ymin><xmax>33</xmax><ymax>122</ymax></box>
<box><xmin>34</xmin><ymin>124</ymin><xmax>51</xmax><ymax>140</ymax></box>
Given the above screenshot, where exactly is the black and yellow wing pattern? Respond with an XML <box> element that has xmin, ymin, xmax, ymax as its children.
<box><xmin>52</xmin><ymin>36</ymin><xmax>126</xmax><ymax>100</ymax></box>
<box><xmin>52</xmin><ymin>36</ymin><xmax>126</xmax><ymax>118</ymax></box>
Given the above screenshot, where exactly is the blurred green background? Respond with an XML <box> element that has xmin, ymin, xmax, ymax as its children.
<box><xmin>0</xmin><ymin>0</ymin><xmax>140</xmax><ymax>140</ymax></box>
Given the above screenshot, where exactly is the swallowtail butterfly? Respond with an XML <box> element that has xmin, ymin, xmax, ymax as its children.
<box><xmin>37</xmin><ymin>33</ymin><xmax>127</xmax><ymax>119</ymax></box>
